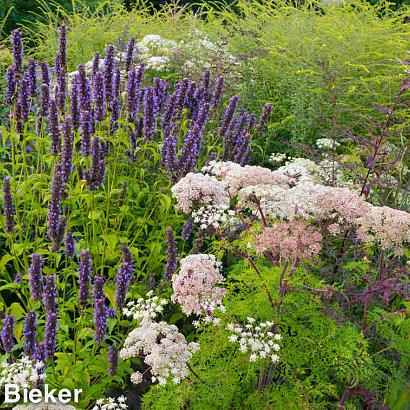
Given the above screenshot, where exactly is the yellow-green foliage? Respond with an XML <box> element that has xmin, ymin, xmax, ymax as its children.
<box><xmin>30</xmin><ymin>0</ymin><xmax>218</xmax><ymax>71</ymax></box>
<box><xmin>142</xmin><ymin>261</ymin><xmax>409</xmax><ymax>409</ymax></box>
<box><xmin>221</xmin><ymin>0</ymin><xmax>410</xmax><ymax>144</ymax></box>
<box><xmin>28</xmin><ymin>0</ymin><xmax>410</xmax><ymax>149</ymax></box>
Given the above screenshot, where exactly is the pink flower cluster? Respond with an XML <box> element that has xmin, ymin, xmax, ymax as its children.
<box><xmin>255</xmin><ymin>220</ymin><xmax>322</xmax><ymax>262</ymax></box>
<box><xmin>172</xmin><ymin>159</ymin><xmax>410</xmax><ymax>253</ymax></box>
<box><xmin>171</xmin><ymin>172</ymin><xmax>229</xmax><ymax>213</ymax></box>
<box><xmin>317</xmin><ymin>187</ymin><xmax>369</xmax><ymax>224</ymax></box>
<box><xmin>120</xmin><ymin>319</ymin><xmax>200</xmax><ymax>386</ymax></box>
<box><xmin>202</xmin><ymin>161</ymin><xmax>287</xmax><ymax>195</ymax></box>
<box><xmin>171</xmin><ymin>254</ymin><xmax>226</xmax><ymax>317</ymax></box>
<box><xmin>356</xmin><ymin>205</ymin><xmax>410</xmax><ymax>253</ymax></box>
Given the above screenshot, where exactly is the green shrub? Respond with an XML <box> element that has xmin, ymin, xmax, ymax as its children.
<box><xmin>223</xmin><ymin>0</ymin><xmax>410</xmax><ymax>148</ymax></box>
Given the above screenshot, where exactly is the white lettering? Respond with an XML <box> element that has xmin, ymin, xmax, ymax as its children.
<box><xmin>44</xmin><ymin>384</ymin><xmax>57</xmax><ymax>403</ymax></box>
<box><xmin>74</xmin><ymin>388</ymin><xmax>83</xmax><ymax>403</ymax></box>
<box><xmin>29</xmin><ymin>389</ymin><xmax>43</xmax><ymax>404</ymax></box>
<box><xmin>58</xmin><ymin>388</ymin><xmax>71</xmax><ymax>403</ymax></box>
<box><xmin>4</xmin><ymin>384</ymin><xmax>20</xmax><ymax>403</ymax></box>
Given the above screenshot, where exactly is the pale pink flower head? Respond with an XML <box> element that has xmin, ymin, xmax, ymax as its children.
<box><xmin>171</xmin><ymin>172</ymin><xmax>229</xmax><ymax>213</ymax></box>
<box><xmin>317</xmin><ymin>187</ymin><xmax>369</xmax><ymax>224</ymax></box>
<box><xmin>171</xmin><ymin>254</ymin><xmax>225</xmax><ymax>316</ymax></box>
<box><xmin>202</xmin><ymin>161</ymin><xmax>287</xmax><ymax>195</ymax></box>
<box><xmin>255</xmin><ymin>220</ymin><xmax>322</xmax><ymax>262</ymax></box>
<box><xmin>355</xmin><ymin>205</ymin><xmax>410</xmax><ymax>253</ymax></box>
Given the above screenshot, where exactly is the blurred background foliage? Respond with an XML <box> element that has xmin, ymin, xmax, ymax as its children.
<box><xmin>1</xmin><ymin>0</ymin><xmax>409</xmax><ymax>37</ymax></box>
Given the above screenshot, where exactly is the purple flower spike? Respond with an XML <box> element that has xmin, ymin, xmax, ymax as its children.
<box><xmin>219</xmin><ymin>95</ymin><xmax>239</xmax><ymax>139</ymax></box>
<box><xmin>70</xmin><ymin>75</ymin><xmax>80</xmax><ymax>130</ymax></box>
<box><xmin>80</xmin><ymin>110</ymin><xmax>92</xmax><ymax>156</ymax></box>
<box><xmin>181</xmin><ymin>218</ymin><xmax>193</xmax><ymax>240</ymax></box>
<box><xmin>78</xmin><ymin>65</ymin><xmax>92</xmax><ymax>111</ymax></box>
<box><xmin>86</xmin><ymin>137</ymin><xmax>105</xmax><ymax>190</ymax></box>
<box><xmin>115</xmin><ymin>245</ymin><xmax>134</xmax><ymax>310</ymax></box>
<box><xmin>40</xmin><ymin>62</ymin><xmax>50</xmax><ymax>87</ymax></box>
<box><xmin>6</xmin><ymin>68</ymin><xmax>16</xmax><ymax>105</ymax></box>
<box><xmin>211</xmin><ymin>76</ymin><xmax>224</xmax><ymax>109</ymax></box>
<box><xmin>1</xmin><ymin>315</ymin><xmax>15</xmax><ymax>353</ymax></box>
<box><xmin>27</xmin><ymin>58</ymin><xmax>37</xmax><ymax>97</ymax></box>
<box><xmin>2</xmin><ymin>176</ymin><xmax>15</xmax><ymax>235</ymax></box>
<box><xmin>199</xmin><ymin>70</ymin><xmax>211</xmax><ymax>102</ymax></box>
<box><xmin>61</xmin><ymin>118</ymin><xmax>74</xmax><ymax>182</ymax></box>
<box><xmin>93</xmin><ymin>71</ymin><xmax>106</xmax><ymax>121</ymax></box>
<box><xmin>23</xmin><ymin>311</ymin><xmax>37</xmax><ymax>358</ymax></box>
<box><xmin>164</xmin><ymin>227</ymin><xmax>178</xmax><ymax>280</ymax></box>
<box><xmin>108</xmin><ymin>345</ymin><xmax>119</xmax><ymax>375</ymax></box>
<box><xmin>114</xmin><ymin>68</ymin><xmax>121</xmax><ymax>99</ymax></box>
<box><xmin>162</xmin><ymin>126</ymin><xmax>178</xmax><ymax>177</ymax></box>
<box><xmin>92</xmin><ymin>52</ymin><xmax>101</xmax><ymax>79</ymax></box>
<box><xmin>125</xmin><ymin>37</ymin><xmax>135</xmax><ymax>73</ymax></box>
<box><xmin>143</xmin><ymin>87</ymin><xmax>157</xmax><ymax>141</ymax></box>
<box><xmin>49</xmin><ymin>99</ymin><xmax>61</xmax><ymax>155</ymax></box>
<box><xmin>78</xmin><ymin>249</ymin><xmax>92</xmax><ymax>307</ymax></box>
<box><xmin>94</xmin><ymin>276</ymin><xmax>107</xmax><ymax>343</ymax></box>
<box><xmin>65</xmin><ymin>231</ymin><xmax>75</xmax><ymax>259</ymax></box>
<box><xmin>11</xmin><ymin>29</ymin><xmax>23</xmax><ymax>76</ymax></box>
<box><xmin>103</xmin><ymin>44</ymin><xmax>116</xmax><ymax>101</ymax></box>
<box><xmin>29</xmin><ymin>253</ymin><xmax>43</xmax><ymax>302</ymax></box>
<box><xmin>43</xmin><ymin>275</ymin><xmax>58</xmax><ymax>360</ymax></box>
<box><xmin>126</xmin><ymin>69</ymin><xmax>138</xmax><ymax>118</ymax></box>
<box><xmin>256</xmin><ymin>103</ymin><xmax>273</xmax><ymax>132</ymax></box>
<box><xmin>110</xmin><ymin>99</ymin><xmax>120</xmax><ymax>134</ymax></box>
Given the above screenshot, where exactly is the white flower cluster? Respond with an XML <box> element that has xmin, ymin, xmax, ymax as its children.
<box><xmin>227</xmin><ymin>318</ymin><xmax>282</xmax><ymax>363</ymax></box>
<box><xmin>192</xmin><ymin>205</ymin><xmax>235</xmax><ymax>231</ymax></box>
<box><xmin>202</xmin><ymin>161</ymin><xmax>287</xmax><ymax>195</ymax></box>
<box><xmin>92</xmin><ymin>396</ymin><xmax>127</xmax><ymax>410</ymax></box>
<box><xmin>171</xmin><ymin>172</ymin><xmax>229</xmax><ymax>213</ymax></box>
<box><xmin>123</xmin><ymin>290</ymin><xmax>168</xmax><ymax>321</ymax></box>
<box><xmin>276</xmin><ymin>158</ymin><xmax>322</xmax><ymax>186</ymax></box>
<box><xmin>316</xmin><ymin>138</ymin><xmax>340</xmax><ymax>150</ymax></box>
<box><xmin>269</xmin><ymin>152</ymin><xmax>291</xmax><ymax>165</ymax></box>
<box><xmin>120</xmin><ymin>319</ymin><xmax>200</xmax><ymax>386</ymax></box>
<box><xmin>0</xmin><ymin>356</ymin><xmax>45</xmax><ymax>389</ymax></box>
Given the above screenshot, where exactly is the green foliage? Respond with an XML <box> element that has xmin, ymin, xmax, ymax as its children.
<box><xmin>222</xmin><ymin>0</ymin><xmax>410</xmax><ymax>151</ymax></box>
<box><xmin>143</xmin><ymin>261</ymin><xmax>409</xmax><ymax>409</ymax></box>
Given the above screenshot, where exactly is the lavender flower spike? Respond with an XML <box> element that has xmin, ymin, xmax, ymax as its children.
<box><xmin>1</xmin><ymin>315</ymin><xmax>15</xmax><ymax>353</ymax></box>
<box><xmin>219</xmin><ymin>95</ymin><xmax>239</xmax><ymax>139</ymax></box>
<box><xmin>11</xmin><ymin>29</ymin><xmax>23</xmax><ymax>76</ymax></box>
<box><xmin>65</xmin><ymin>231</ymin><xmax>75</xmax><ymax>259</ymax></box>
<box><xmin>23</xmin><ymin>311</ymin><xmax>37</xmax><ymax>358</ymax></box>
<box><xmin>29</xmin><ymin>253</ymin><xmax>43</xmax><ymax>302</ymax></box>
<box><xmin>43</xmin><ymin>275</ymin><xmax>58</xmax><ymax>360</ymax></box>
<box><xmin>86</xmin><ymin>136</ymin><xmax>106</xmax><ymax>190</ymax></box>
<box><xmin>80</xmin><ymin>110</ymin><xmax>92</xmax><ymax>156</ymax></box>
<box><xmin>78</xmin><ymin>249</ymin><xmax>92</xmax><ymax>307</ymax></box>
<box><xmin>108</xmin><ymin>345</ymin><xmax>119</xmax><ymax>375</ymax></box>
<box><xmin>61</xmin><ymin>117</ymin><xmax>74</xmax><ymax>183</ymax></box>
<box><xmin>93</xmin><ymin>71</ymin><xmax>106</xmax><ymax>122</ymax></box>
<box><xmin>125</xmin><ymin>37</ymin><xmax>135</xmax><ymax>73</ymax></box>
<box><xmin>94</xmin><ymin>276</ymin><xmax>107</xmax><ymax>343</ymax></box>
<box><xmin>164</xmin><ymin>227</ymin><xmax>178</xmax><ymax>280</ymax></box>
<box><xmin>2</xmin><ymin>176</ymin><xmax>15</xmax><ymax>235</ymax></box>
<box><xmin>49</xmin><ymin>99</ymin><xmax>61</xmax><ymax>155</ymax></box>
<box><xmin>256</xmin><ymin>103</ymin><xmax>273</xmax><ymax>132</ymax></box>
<box><xmin>103</xmin><ymin>44</ymin><xmax>116</xmax><ymax>101</ymax></box>
<box><xmin>211</xmin><ymin>76</ymin><xmax>224</xmax><ymax>109</ymax></box>
<box><xmin>5</xmin><ymin>68</ymin><xmax>16</xmax><ymax>105</ymax></box>
<box><xmin>115</xmin><ymin>245</ymin><xmax>134</xmax><ymax>310</ymax></box>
